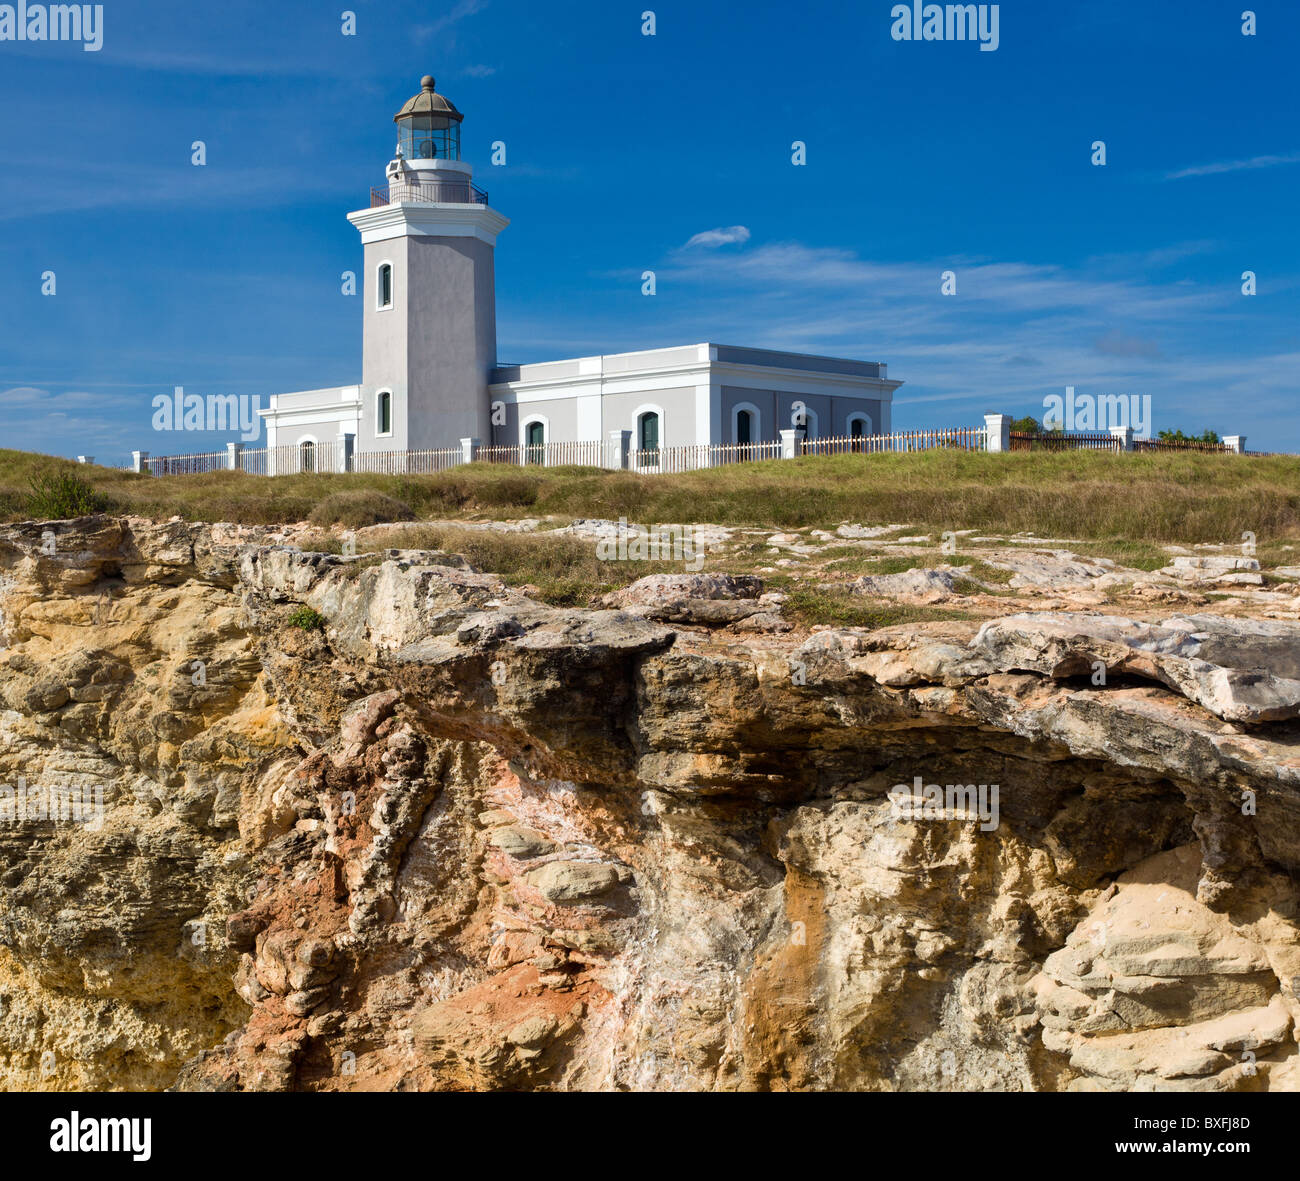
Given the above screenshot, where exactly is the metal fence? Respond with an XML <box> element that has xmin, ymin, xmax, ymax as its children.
<box><xmin>142</xmin><ymin>450</ymin><xmax>229</xmax><ymax>476</ymax></box>
<box><xmin>145</xmin><ymin>442</ymin><xmax>345</xmax><ymax>477</ymax></box>
<box><xmin>370</xmin><ymin>179</ymin><xmax>489</xmax><ymax>208</ymax></box>
<box><xmin>1010</xmin><ymin>431</ymin><xmax>1121</xmax><ymax>452</ymax></box>
<box><xmin>1134</xmin><ymin>437</ymin><xmax>1231</xmax><ymax>454</ymax></box>
<box><xmin>1010</xmin><ymin>432</ymin><xmax>1233</xmax><ymax>455</ymax></box>
<box><xmin>805</xmin><ymin>427</ymin><xmax>987</xmax><ymax>456</ymax></box>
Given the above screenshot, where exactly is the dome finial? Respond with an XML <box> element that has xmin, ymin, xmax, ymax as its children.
<box><xmin>421</xmin><ymin>75</ymin><xmax>435</xmax><ymax>91</ymax></box>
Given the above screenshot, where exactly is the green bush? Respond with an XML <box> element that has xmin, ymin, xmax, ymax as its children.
<box><xmin>27</xmin><ymin>469</ymin><xmax>110</xmax><ymax>519</ymax></box>
<box><xmin>1158</xmin><ymin>428</ymin><xmax>1221</xmax><ymax>444</ymax></box>
<box><xmin>285</xmin><ymin>605</ymin><xmax>327</xmax><ymax>631</ymax></box>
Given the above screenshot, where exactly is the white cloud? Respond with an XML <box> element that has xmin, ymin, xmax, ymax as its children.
<box><xmin>1165</xmin><ymin>151</ymin><xmax>1300</xmax><ymax>181</ymax></box>
<box><xmin>415</xmin><ymin>0</ymin><xmax>491</xmax><ymax>42</ymax></box>
<box><xmin>681</xmin><ymin>225</ymin><xmax>751</xmax><ymax>250</ymax></box>
<box><xmin>593</xmin><ymin>233</ymin><xmax>1297</xmax><ymax>441</ymax></box>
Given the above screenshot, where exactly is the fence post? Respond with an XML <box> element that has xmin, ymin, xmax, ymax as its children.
<box><xmin>606</xmin><ymin>429</ymin><xmax>630</xmax><ymax>470</ymax></box>
<box><xmin>131</xmin><ymin>450</ymin><xmax>149</xmax><ymax>474</ymax></box>
<box><xmin>1224</xmin><ymin>435</ymin><xmax>1245</xmax><ymax>454</ymax></box>
<box><xmin>983</xmin><ymin>414</ymin><xmax>1011</xmax><ymax>453</ymax></box>
<box><xmin>1109</xmin><ymin>426</ymin><xmax>1135</xmax><ymax>451</ymax></box>
<box><xmin>338</xmin><ymin>432</ymin><xmax>355</xmax><ymax>473</ymax></box>
<box><xmin>460</xmin><ymin>436</ymin><xmax>479</xmax><ymax>465</ymax></box>
<box><xmin>779</xmin><ymin>429</ymin><xmax>801</xmax><ymax>459</ymax></box>
<box><xmin>226</xmin><ymin>442</ymin><xmax>242</xmax><ymax>470</ymax></box>
<box><xmin>76</xmin><ymin>456</ymin><xmax>93</xmax><ymax>465</ymax></box>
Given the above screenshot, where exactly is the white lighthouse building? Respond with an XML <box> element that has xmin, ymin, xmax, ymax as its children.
<box><xmin>260</xmin><ymin>75</ymin><xmax>901</xmax><ymax>467</ymax></box>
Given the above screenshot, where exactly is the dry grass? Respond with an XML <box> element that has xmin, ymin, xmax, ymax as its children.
<box><xmin>3</xmin><ymin>447</ymin><xmax>1297</xmax><ymax>547</ymax></box>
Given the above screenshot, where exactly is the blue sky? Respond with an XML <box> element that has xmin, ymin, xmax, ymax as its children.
<box><xmin>1</xmin><ymin>0</ymin><xmax>1297</xmax><ymax>461</ymax></box>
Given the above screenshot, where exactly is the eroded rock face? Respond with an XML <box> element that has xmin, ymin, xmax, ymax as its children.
<box><xmin>1</xmin><ymin>516</ymin><xmax>1298</xmax><ymax>1092</ymax></box>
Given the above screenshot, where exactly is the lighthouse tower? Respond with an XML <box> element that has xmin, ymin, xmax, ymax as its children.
<box><xmin>347</xmin><ymin>75</ymin><xmax>508</xmax><ymax>453</ymax></box>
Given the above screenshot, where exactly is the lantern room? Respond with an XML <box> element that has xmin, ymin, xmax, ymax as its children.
<box><xmin>394</xmin><ymin>75</ymin><xmax>463</xmax><ymax>161</ymax></box>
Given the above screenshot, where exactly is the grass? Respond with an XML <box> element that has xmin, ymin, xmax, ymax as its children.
<box><xmin>356</xmin><ymin>523</ymin><xmax>687</xmax><ymax>606</ymax></box>
<box><xmin>819</xmin><ymin>550</ymin><xmax>957</xmax><ymax>578</ymax></box>
<box><xmin>781</xmin><ymin>587</ymin><xmax>977</xmax><ymax>629</ymax></box>
<box><xmin>6</xmin><ymin>448</ymin><xmax>1294</xmax><ymax>628</ymax></box>
<box><xmin>2</xmin><ymin>449</ymin><xmax>1296</xmax><ymax>547</ymax></box>
<box><xmin>963</xmin><ymin>559</ymin><xmax>1018</xmax><ymax>587</ymax></box>
<box><xmin>307</xmin><ymin>490</ymin><xmax>415</xmax><ymax>529</ymax></box>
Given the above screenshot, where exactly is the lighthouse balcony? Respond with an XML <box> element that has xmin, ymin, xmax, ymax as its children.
<box><xmin>370</xmin><ymin>179</ymin><xmax>489</xmax><ymax>208</ymax></box>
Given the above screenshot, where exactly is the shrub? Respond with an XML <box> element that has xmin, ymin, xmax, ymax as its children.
<box><xmin>470</xmin><ymin>472</ymin><xmax>541</xmax><ymax>507</ymax></box>
<box><xmin>1158</xmin><ymin>428</ymin><xmax>1221</xmax><ymax>444</ymax></box>
<box><xmin>285</xmin><ymin>605</ymin><xmax>327</xmax><ymax>631</ymax></box>
<box><xmin>307</xmin><ymin>490</ymin><xmax>415</xmax><ymax>529</ymax></box>
<box><xmin>27</xmin><ymin>469</ymin><xmax>110</xmax><ymax>519</ymax></box>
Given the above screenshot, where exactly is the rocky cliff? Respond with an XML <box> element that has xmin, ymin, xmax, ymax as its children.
<box><xmin>1</xmin><ymin>515</ymin><xmax>1298</xmax><ymax>1091</ymax></box>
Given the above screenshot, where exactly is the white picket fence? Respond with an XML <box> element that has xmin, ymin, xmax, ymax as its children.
<box><xmin>119</xmin><ymin>415</ymin><xmax>1257</xmax><ymax>478</ymax></box>
<box><xmin>137</xmin><ymin>428</ymin><xmax>999</xmax><ymax>477</ymax></box>
<box><xmin>133</xmin><ymin>420</ymin><xmax>1249</xmax><ymax>478</ymax></box>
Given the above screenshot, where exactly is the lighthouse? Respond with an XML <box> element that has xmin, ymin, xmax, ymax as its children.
<box><xmin>346</xmin><ymin>75</ymin><xmax>509</xmax><ymax>453</ymax></box>
<box><xmin>259</xmin><ymin>73</ymin><xmax>898</xmax><ymax>472</ymax></box>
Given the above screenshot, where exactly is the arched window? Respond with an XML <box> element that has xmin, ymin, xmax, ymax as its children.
<box><xmin>637</xmin><ymin>410</ymin><xmax>660</xmax><ymax>467</ymax></box>
<box><xmin>731</xmin><ymin>402</ymin><xmax>762</xmax><ymax>457</ymax></box>
<box><xmin>300</xmin><ymin>439</ymin><xmax>316</xmax><ymax>473</ymax></box>
<box><xmin>525</xmin><ymin>419</ymin><xmax>545</xmax><ymax>464</ymax></box>
<box><xmin>847</xmin><ymin>412</ymin><xmax>872</xmax><ymax>452</ymax></box>
<box><xmin>376</xmin><ymin>390</ymin><xmax>393</xmax><ymax>436</ymax></box>
<box><xmin>377</xmin><ymin>262</ymin><xmax>393</xmax><ymax>310</ymax></box>
<box><xmin>792</xmin><ymin>406</ymin><xmax>819</xmax><ymax>441</ymax></box>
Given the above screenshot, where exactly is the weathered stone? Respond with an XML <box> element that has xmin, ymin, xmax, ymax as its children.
<box><xmin>2</xmin><ymin>515</ymin><xmax>1300</xmax><ymax>1094</ymax></box>
<box><xmin>525</xmin><ymin>862</ymin><xmax>623</xmax><ymax>903</ymax></box>
<box><xmin>973</xmin><ymin>612</ymin><xmax>1300</xmax><ymax>722</ymax></box>
<box><xmin>489</xmin><ymin>826</ymin><xmax>556</xmax><ymax>859</ymax></box>
<box><xmin>850</xmin><ymin>566</ymin><xmax>967</xmax><ymax>597</ymax></box>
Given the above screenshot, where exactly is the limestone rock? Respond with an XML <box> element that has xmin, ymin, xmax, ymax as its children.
<box><xmin>849</xmin><ymin>566</ymin><xmax>968</xmax><ymax>598</ymax></box>
<box><xmin>525</xmin><ymin>861</ymin><xmax>624</xmax><ymax>903</ymax></box>
<box><xmin>2</xmin><ymin>515</ymin><xmax>1299</xmax><ymax>1093</ymax></box>
<box><xmin>973</xmin><ymin>612</ymin><xmax>1300</xmax><ymax>722</ymax></box>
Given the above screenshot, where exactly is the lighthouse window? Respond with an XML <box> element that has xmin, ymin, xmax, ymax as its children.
<box><xmin>377</xmin><ymin>263</ymin><xmax>393</xmax><ymax>309</ymax></box>
<box><xmin>376</xmin><ymin>390</ymin><xmax>392</xmax><ymax>436</ymax></box>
